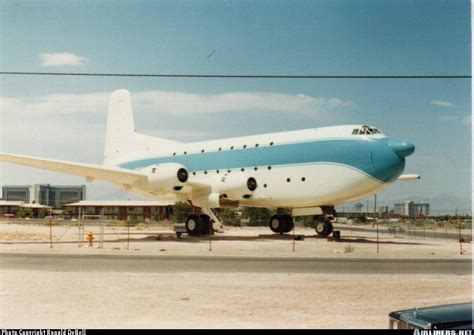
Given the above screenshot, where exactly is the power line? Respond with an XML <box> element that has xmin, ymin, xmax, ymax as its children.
<box><xmin>0</xmin><ymin>71</ymin><xmax>471</xmax><ymax>79</ymax></box>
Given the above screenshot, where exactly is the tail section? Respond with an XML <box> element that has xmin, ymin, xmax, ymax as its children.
<box><xmin>103</xmin><ymin>89</ymin><xmax>182</xmax><ymax>166</ymax></box>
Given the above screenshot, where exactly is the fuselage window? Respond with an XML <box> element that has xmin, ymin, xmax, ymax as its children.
<box><xmin>255</xmin><ymin>143</ymin><xmax>259</xmax><ymax>147</ymax></box>
<box><xmin>201</xmin><ymin>149</ymin><xmax>205</xmax><ymax>153</ymax></box>
<box><xmin>173</xmin><ymin>152</ymin><xmax>176</xmax><ymax>156</ymax></box>
<box><xmin>243</xmin><ymin>144</ymin><xmax>247</xmax><ymax>148</ymax></box>
<box><xmin>352</xmin><ymin>129</ymin><xmax>358</xmax><ymax>135</ymax></box>
<box><xmin>263</xmin><ymin>184</ymin><xmax>267</xmax><ymax>188</ymax></box>
<box><xmin>184</xmin><ymin>151</ymin><xmax>187</xmax><ymax>155</ymax></box>
<box><xmin>227</xmin><ymin>169</ymin><xmax>231</xmax><ymax>173</ymax></box>
<box><xmin>216</xmin><ymin>170</ymin><xmax>220</xmax><ymax>174</ymax></box>
<box><xmin>230</xmin><ymin>146</ymin><xmax>234</xmax><ymax>150</ymax></box>
<box><xmin>301</xmin><ymin>177</ymin><xmax>306</xmax><ymax>182</ymax></box>
<box><xmin>192</xmin><ymin>172</ymin><xmax>196</xmax><ymax>175</ymax></box>
<box><xmin>286</xmin><ymin>178</ymin><xmax>291</xmax><ymax>182</ymax></box>
<box><xmin>254</xmin><ymin>167</ymin><xmax>258</xmax><ymax>171</ymax></box>
<box><xmin>241</xmin><ymin>168</ymin><xmax>245</xmax><ymax>172</ymax></box>
<box><xmin>204</xmin><ymin>171</ymin><xmax>208</xmax><ymax>174</ymax></box>
<box><xmin>270</xmin><ymin>142</ymin><xmax>274</xmax><ymax>146</ymax></box>
<box><xmin>218</xmin><ymin>147</ymin><xmax>222</xmax><ymax>151</ymax></box>
<box><xmin>268</xmin><ymin>166</ymin><xmax>272</xmax><ymax>170</ymax></box>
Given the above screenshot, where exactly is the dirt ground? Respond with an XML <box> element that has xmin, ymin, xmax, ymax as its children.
<box><xmin>0</xmin><ymin>222</ymin><xmax>471</xmax><ymax>258</ymax></box>
<box><xmin>0</xmin><ymin>222</ymin><xmax>472</xmax><ymax>328</ymax></box>
<box><xmin>0</xmin><ymin>270</ymin><xmax>470</xmax><ymax>328</ymax></box>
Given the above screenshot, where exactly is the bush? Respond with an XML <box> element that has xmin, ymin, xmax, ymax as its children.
<box><xmin>241</xmin><ymin>207</ymin><xmax>271</xmax><ymax>226</ymax></box>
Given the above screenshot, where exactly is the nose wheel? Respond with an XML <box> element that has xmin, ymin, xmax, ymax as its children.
<box><xmin>269</xmin><ymin>214</ymin><xmax>294</xmax><ymax>234</ymax></box>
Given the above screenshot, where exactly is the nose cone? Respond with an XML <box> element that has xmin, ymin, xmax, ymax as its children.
<box><xmin>389</xmin><ymin>141</ymin><xmax>415</xmax><ymax>158</ymax></box>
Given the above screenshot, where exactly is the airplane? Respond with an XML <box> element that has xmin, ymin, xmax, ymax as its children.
<box><xmin>0</xmin><ymin>89</ymin><xmax>419</xmax><ymax>237</ymax></box>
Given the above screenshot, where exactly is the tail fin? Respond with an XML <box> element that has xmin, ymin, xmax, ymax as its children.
<box><xmin>104</xmin><ymin>89</ymin><xmax>182</xmax><ymax>166</ymax></box>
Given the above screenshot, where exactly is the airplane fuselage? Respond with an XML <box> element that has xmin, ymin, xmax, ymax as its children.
<box><xmin>112</xmin><ymin>125</ymin><xmax>412</xmax><ymax>209</ymax></box>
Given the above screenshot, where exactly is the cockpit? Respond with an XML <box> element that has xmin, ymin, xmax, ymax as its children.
<box><xmin>352</xmin><ymin>125</ymin><xmax>382</xmax><ymax>135</ymax></box>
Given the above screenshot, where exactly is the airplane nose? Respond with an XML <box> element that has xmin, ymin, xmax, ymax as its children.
<box><xmin>388</xmin><ymin>140</ymin><xmax>415</xmax><ymax>158</ymax></box>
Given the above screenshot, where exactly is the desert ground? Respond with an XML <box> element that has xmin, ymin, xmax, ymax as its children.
<box><xmin>0</xmin><ymin>220</ymin><xmax>471</xmax><ymax>328</ymax></box>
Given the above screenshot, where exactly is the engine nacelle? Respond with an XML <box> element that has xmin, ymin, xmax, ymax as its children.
<box><xmin>215</xmin><ymin>174</ymin><xmax>258</xmax><ymax>200</ymax></box>
<box><xmin>139</xmin><ymin>163</ymin><xmax>189</xmax><ymax>193</ymax></box>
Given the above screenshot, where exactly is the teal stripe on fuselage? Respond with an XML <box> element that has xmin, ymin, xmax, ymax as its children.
<box><xmin>118</xmin><ymin>138</ymin><xmax>405</xmax><ymax>183</ymax></box>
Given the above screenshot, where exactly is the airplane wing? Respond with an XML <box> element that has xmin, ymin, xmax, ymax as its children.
<box><xmin>0</xmin><ymin>152</ymin><xmax>147</xmax><ymax>187</ymax></box>
<box><xmin>397</xmin><ymin>174</ymin><xmax>421</xmax><ymax>182</ymax></box>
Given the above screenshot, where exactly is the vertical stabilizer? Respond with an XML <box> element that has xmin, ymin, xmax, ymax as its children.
<box><xmin>103</xmin><ymin>89</ymin><xmax>182</xmax><ymax>166</ymax></box>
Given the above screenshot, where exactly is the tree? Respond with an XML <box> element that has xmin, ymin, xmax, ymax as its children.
<box><xmin>17</xmin><ymin>207</ymin><xmax>33</xmax><ymax>219</ymax></box>
<box><xmin>218</xmin><ymin>208</ymin><xmax>241</xmax><ymax>226</ymax></box>
<box><xmin>171</xmin><ymin>202</ymin><xmax>194</xmax><ymax>223</ymax></box>
<box><xmin>241</xmin><ymin>207</ymin><xmax>271</xmax><ymax>226</ymax></box>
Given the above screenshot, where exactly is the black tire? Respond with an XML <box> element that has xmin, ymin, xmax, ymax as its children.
<box><xmin>186</xmin><ymin>215</ymin><xmax>202</xmax><ymax>236</ymax></box>
<box><xmin>199</xmin><ymin>214</ymin><xmax>214</xmax><ymax>235</ymax></box>
<box><xmin>269</xmin><ymin>214</ymin><xmax>283</xmax><ymax>233</ymax></box>
<box><xmin>283</xmin><ymin>215</ymin><xmax>294</xmax><ymax>233</ymax></box>
<box><xmin>315</xmin><ymin>220</ymin><xmax>332</xmax><ymax>237</ymax></box>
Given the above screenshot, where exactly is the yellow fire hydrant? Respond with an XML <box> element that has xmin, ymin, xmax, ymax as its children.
<box><xmin>87</xmin><ymin>232</ymin><xmax>94</xmax><ymax>247</ymax></box>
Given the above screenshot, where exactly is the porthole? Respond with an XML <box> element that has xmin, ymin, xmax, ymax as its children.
<box><xmin>227</xmin><ymin>169</ymin><xmax>231</xmax><ymax>173</ymax></box>
<box><xmin>218</xmin><ymin>147</ymin><xmax>222</xmax><ymax>151</ymax></box>
<box><xmin>263</xmin><ymin>184</ymin><xmax>267</xmax><ymax>188</ymax></box>
<box><xmin>243</xmin><ymin>144</ymin><xmax>247</xmax><ymax>148</ymax></box>
<box><xmin>301</xmin><ymin>177</ymin><xmax>306</xmax><ymax>182</ymax></box>
<box><xmin>201</xmin><ymin>149</ymin><xmax>205</xmax><ymax>153</ymax></box>
<box><xmin>241</xmin><ymin>168</ymin><xmax>245</xmax><ymax>172</ymax></box>
<box><xmin>270</xmin><ymin>142</ymin><xmax>274</xmax><ymax>146</ymax></box>
<box><xmin>204</xmin><ymin>171</ymin><xmax>208</xmax><ymax>174</ymax></box>
<box><xmin>254</xmin><ymin>167</ymin><xmax>258</xmax><ymax>171</ymax></box>
<box><xmin>255</xmin><ymin>143</ymin><xmax>259</xmax><ymax>147</ymax></box>
<box><xmin>173</xmin><ymin>152</ymin><xmax>176</xmax><ymax>156</ymax></box>
<box><xmin>216</xmin><ymin>170</ymin><xmax>220</xmax><ymax>174</ymax></box>
<box><xmin>268</xmin><ymin>166</ymin><xmax>272</xmax><ymax>170</ymax></box>
<box><xmin>192</xmin><ymin>172</ymin><xmax>196</xmax><ymax>175</ymax></box>
<box><xmin>184</xmin><ymin>151</ymin><xmax>187</xmax><ymax>155</ymax></box>
<box><xmin>287</xmin><ymin>178</ymin><xmax>291</xmax><ymax>182</ymax></box>
<box><xmin>231</xmin><ymin>146</ymin><xmax>234</xmax><ymax>150</ymax></box>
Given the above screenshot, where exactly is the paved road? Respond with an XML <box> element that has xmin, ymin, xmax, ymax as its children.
<box><xmin>0</xmin><ymin>253</ymin><xmax>470</xmax><ymax>274</ymax></box>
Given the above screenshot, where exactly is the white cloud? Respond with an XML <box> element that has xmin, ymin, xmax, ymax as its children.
<box><xmin>430</xmin><ymin>100</ymin><xmax>454</xmax><ymax>108</ymax></box>
<box><xmin>1</xmin><ymin>90</ymin><xmax>354</xmax><ymax>117</ymax></box>
<box><xmin>39</xmin><ymin>52</ymin><xmax>88</xmax><ymax>67</ymax></box>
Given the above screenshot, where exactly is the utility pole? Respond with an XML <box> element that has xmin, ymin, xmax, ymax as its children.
<box><xmin>374</xmin><ymin>194</ymin><xmax>379</xmax><ymax>253</ymax></box>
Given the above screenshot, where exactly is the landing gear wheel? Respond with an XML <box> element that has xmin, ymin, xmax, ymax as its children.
<box><xmin>315</xmin><ymin>220</ymin><xmax>333</xmax><ymax>237</ymax></box>
<box><xmin>283</xmin><ymin>215</ymin><xmax>294</xmax><ymax>233</ymax></box>
<box><xmin>185</xmin><ymin>215</ymin><xmax>202</xmax><ymax>236</ymax></box>
<box><xmin>199</xmin><ymin>214</ymin><xmax>214</xmax><ymax>235</ymax></box>
<box><xmin>269</xmin><ymin>214</ymin><xmax>294</xmax><ymax>234</ymax></box>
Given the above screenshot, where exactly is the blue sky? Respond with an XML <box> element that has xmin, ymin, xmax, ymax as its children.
<box><xmin>0</xmin><ymin>0</ymin><xmax>471</xmax><ymax>211</ymax></box>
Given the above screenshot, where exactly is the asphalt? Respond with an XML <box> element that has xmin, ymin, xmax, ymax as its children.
<box><xmin>0</xmin><ymin>253</ymin><xmax>470</xmax><ymax>274</ymax></box>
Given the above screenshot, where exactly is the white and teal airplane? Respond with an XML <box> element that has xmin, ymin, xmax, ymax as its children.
<box><xmin>0</xmin><ymin>89</ymin><xmax>419</xmax><ymax>236</ymax></box>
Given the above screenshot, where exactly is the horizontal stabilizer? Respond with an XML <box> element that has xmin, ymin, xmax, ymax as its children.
<box><xmin>397</xmin><ymin>174</ymin><xmax>421</xmax><ymax>182</ymax></box>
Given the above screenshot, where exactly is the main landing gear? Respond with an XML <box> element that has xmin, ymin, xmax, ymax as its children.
<box><xmin>268</xmin><ymin>214</ymin><xmax>294</xmax><ymax>234</ymax></box>
<box><xmin>185</xmin><ymin>214</ymin><xmax>214</xmax><ymax>236</ymax></box>
<box><xmin>267</xmin><ymin>207</ymin><xmax>336</xmax><ymax>237</ymax></box>
<box><xmin>314</xmin><ymin>206</ymin><xmax>336</xmax><ymax>237</ymax></box>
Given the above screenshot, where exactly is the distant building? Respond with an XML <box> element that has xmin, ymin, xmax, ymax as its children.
<box><xmin>2</xmin><ymin>184</ymin><xmax>86</xmax><ymax>208</ymax></box>
<box><xmin>0</xmin><ymin>200</ymin><xmax>52</xmax><ymax>217</ymax></box>
<box><xmin>64</xmin><ymin>200</ymin><xmax>174</xmax><ymax>221</ymax></box>
<box><xmin>394</xmin><ymin>201</ymin><xmax>430</xmax><ymax>217</ymax></box>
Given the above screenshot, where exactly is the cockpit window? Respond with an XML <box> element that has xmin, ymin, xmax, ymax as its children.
<box><xmin>353</xmin><ymin>126</ymin><xmax>381</xmax><ymax>135</ymax></box>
